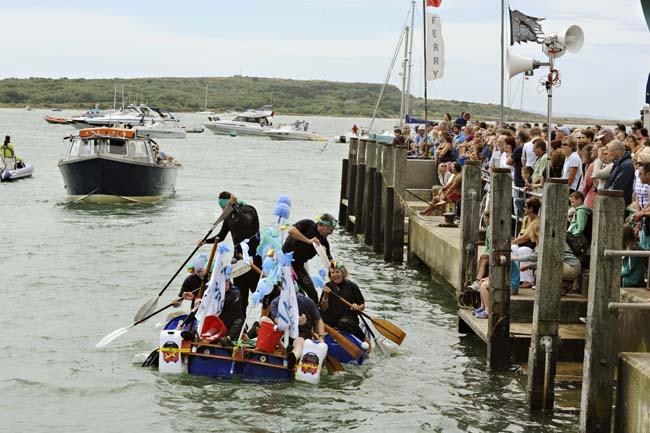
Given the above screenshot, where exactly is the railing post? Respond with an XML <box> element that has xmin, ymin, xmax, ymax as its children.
<box><xmin>363</xmin><ymin>140</ymin><xmax>377</xmax><ymax>245</ymax></box>
<box><xmin>579</xmin><ymin>190</ymin><xmax>624</xmax><ymax>433</ymax></box>
<box><xmin>487</xmin><ymin>168</ymin><xmax>512</xmax><ymax>371</ymax></box>
<box><xmin>345</xmin><ymin>138</ymin><xmax>359</xmax><ymax>232</ymax></box>
<box><xmin>354</xmin><ymin>139</ymin><xmax>367</xmax><ymax>235</ymax></box>
<box><xmin>459</xmin><ymin>160</ymin><xmax>482</xmax><ymax>296</ymax></box>
<box><xmin>526</xmin><ymin>179</ymin><xmax>569</xmax><ymax>411</ymax></box>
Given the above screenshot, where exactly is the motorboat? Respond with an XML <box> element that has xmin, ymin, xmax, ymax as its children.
<box><xmin>68</xmin><ymin>105</ymin><xmax>178</xmax><ymax>129</ymax></box>
<box><xmin>263</xmin><ymin>121</ymin><xmax>327</xmax><ymax>141</ymax></box>
<box><xmin>44</xmin><ymin>115</ymin><xmax>69</xmax><ymax>125</ymax></box>
<box><xmin>203</xmin><ymin>106</ymin><xmax>274</xmax><ymax>137</ymax></box>
<box><xmin>135</xmin><ymin>121</ymin><xmax>187</xmax><ymax>139</ymax></box>
<box><xmin>0</xmin><ymin>156</ymin><xmax>33</xmax><ymax>181</ymax></box>
<box><xmin>58</xmin><ymin>127</ymin><xmax>180</xmax><ymax>203</ymax></box>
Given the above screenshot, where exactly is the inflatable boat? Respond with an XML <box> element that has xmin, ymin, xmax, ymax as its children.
<box><xmin>0</xmin><ymin>161</ymin><xmax>34</xmax><ymax>181</ymax></box>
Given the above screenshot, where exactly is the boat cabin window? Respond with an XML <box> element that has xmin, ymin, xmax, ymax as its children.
<box><xmin>94</xmin><ymin>138</ymin><xmax>127</xmax><ymax>155</ymax></box>
<box><xmin>68</xmin><ymin>138</ymin><xmax>93</xmax><ymax>157</ymax></box>
<box><xmin>128</xmin><ymin>140</ymin><xmax>149</xmax><ymax>158</ymax></box>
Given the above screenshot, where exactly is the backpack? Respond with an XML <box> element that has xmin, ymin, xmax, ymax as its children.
<box><xmin>583</xmin><ymin>210</ymin><xmax>593</xmax><ymax>241</ymax></box>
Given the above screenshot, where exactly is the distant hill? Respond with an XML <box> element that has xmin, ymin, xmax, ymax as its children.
<box><xmin>0</xmin><ymin>76</ymin><xmax>621</xmax><ymax>124</ymax></box>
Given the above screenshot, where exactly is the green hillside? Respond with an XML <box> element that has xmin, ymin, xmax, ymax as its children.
<box><xmin>0</xmin><ymin>76</ymin><xmax>617</xmax><ymax>123</ymax></box>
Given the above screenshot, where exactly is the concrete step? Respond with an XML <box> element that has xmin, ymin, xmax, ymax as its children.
<box><xmin>511</xmin><ymin>288</ymin><xmax>588</xmax><ymax>323</ymax></box>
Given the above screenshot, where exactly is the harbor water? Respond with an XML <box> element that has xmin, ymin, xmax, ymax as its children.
<box><xmin>1</xmin><ymin>109</ymin><xmax>580</xmax><ymax>432</ymax></box>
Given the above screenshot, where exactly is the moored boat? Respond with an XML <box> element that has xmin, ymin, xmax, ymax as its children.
<box><xmin>44</xmin><ymin>115</ymin><xmax>69</xmax><ymax>125</ymax></box>
<box><xmin>58</xmin><ymin>127</ymin><xmax>180</xmax><ymax>203</ymax></box>
<box><xmin>263</xmin><ymin>122</ymin><xmax>327</xmax><ymax>141</ymax></box>
<box><xmin>0</xmin><ymin>160</ymin><xmax>34</xmax><ymax>181</ymax></box>
<box><xmin>203</xmin><ymin>106</ymin><xmax>274</xmax><ymax>137</ymax></box>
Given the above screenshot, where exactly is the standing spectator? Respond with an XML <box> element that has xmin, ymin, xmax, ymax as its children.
<box><xmin>455</xmin><ymin>112</ymin><xmax>470</xmax><ymax>127</ymax></box>
<box><xmin>522</xmin><ymin>127</ymin><xmax>541</xmax><ymax>168</ymax></box>
<box><xmin>452</xmin><ymin>124</ymin><xmax>466</xmax><ymax>147</ymax></box>
<box><xmin>605</xmin><ymin>140</ymin><xmax>635</xmax><ymax>206</ymax></box>
<box><xmin>529</xmin><ymin>139</ymin><xmax>548</xmax><ymax>189</ymax></box>
<box><xmin>596</xmin><ymin>128</ymin><xmax>615</xmax><ymax>147</ymax></box>
<box><xmin>512</xmin><ymin>131</ymin><xmax>528</xmax><ymax>188</ymax></box>
<box><xmin>581</xmin><ymin>144</ymin><xmax>598</xmax><ymax>209</ymax></box>
<box><xmin>561</xmin><ymin>136</ymin><xmax>583</xmax><ymax>193</ymax></box>
<box><xmin>592</xmin><ymin>146</ymin><xmax>613</xmax><ymax>192</ymax></box>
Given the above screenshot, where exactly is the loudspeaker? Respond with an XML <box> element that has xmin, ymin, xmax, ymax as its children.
<box><xmin>508</xmin><ymin>50</ymin><xmax>539</xmax><ymax>79</ymax></box>
<box><xmin>557</xmin><ymin>25</ymin><xmax>584</xmax><ymax>53</ymax></box>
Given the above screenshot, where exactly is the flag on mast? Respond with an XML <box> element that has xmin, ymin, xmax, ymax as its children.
<box><xmin>509</xmin><ymin>9</ymin><xmax>545</xmax><ymax>45</ymax></box>
<box><xmin>426</xmin><ymin>0</ymin><xmax>442</xmax><ymax>6</ymax></box>
<box><xmin>425</xmin><ymin>13</ymin><xmax>444</xmax><ymax>80</ymax></box>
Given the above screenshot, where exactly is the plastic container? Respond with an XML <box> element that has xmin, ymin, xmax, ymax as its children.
<box><xmin>159</xmin><ymin>330</ymin><xmax>185</xmax><ymax>374</ymax></box>
<box><xmin>295</xmin><ymin>339</ymin><xmax>328</xmax><ymax>385</ymax></box>
<box><xmin>255</xmin><ymin>321</ymin><xmax>283</xmax><ymax>353</ymax></box>
<box><xmin>200</xmin><ymin>315</ymin><xmax>228</xmax><ymax>340</ymax></box>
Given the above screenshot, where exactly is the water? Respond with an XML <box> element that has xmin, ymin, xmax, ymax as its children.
<box><xmin>1</xmin><ymin>109</ymin><xmax>580</xmax><ymax>432</ymax></box>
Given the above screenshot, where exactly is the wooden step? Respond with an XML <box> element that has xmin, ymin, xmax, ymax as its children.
<box><xmin>511</xmin><ymin>288</ymin><xmax>587</xmax><ymax>323</ymax></box>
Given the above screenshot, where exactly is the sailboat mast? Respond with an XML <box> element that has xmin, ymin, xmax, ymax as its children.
<box><xmin>204</xmin><ymin>85</ymin><xmax>208</xmax><ymax>112</ymax></box>
<box><xmin>404</xmin><ymin>1</ymin><xmax>416</xmax><ymax>119</ymax></box>
<box><xmin>400</xmin><ymin>26</ymin><xmax>410</xmax><ymax>129</ymax></box>
<box><xmin>422</xmin><ymin>0</ymin><xmax>428</xmax><ymax>120</ymax></box>
<box><xmin>499</xmin><ymin>0</ymin><xmax>505</xmax><ymax>125</ymax></box>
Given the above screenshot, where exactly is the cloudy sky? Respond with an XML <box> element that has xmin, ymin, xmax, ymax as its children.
<box><xmin>1</xmin><ymin>0</ymin><xmax>648</xmax><ymax>119</ymax></box>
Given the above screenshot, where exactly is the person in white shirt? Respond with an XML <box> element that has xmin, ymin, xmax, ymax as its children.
<box><xmin>522</xmin><ymin>127</ymin><xmax>542</xmax><ymax>168</ymax></box>
<box><xmin>561</xmin><ymin>136</ymin><xmax>583</xmax><ymax>192</ymax></box>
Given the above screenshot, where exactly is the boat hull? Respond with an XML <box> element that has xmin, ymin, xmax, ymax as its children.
<box><xmin>264</xmin><ymin>130</ymin><xmax>327</xmax><ymax>141</ymax></box>
<box><xmin>135</xmin><ymin>128</ymin><xmax>187</xmax><ymax>139</ymax></box>
<box><xmin>0</xmin><ymin>163</ymin><xmax>34</xmax><ymax>181</ymax></box>
<box><xmin>324</xmin><ymin>332</ymin><xmax>368</xmax><ymax>365</ymax></box>
<box><xmin>58</xmin><ymin>156</ymin><xmax>178</xmax><ymax>203</ymax></box>
<box><xmin>203</xmin><ymin>122</ymin><xmax>268</xmax><ymax>137</ymax></box>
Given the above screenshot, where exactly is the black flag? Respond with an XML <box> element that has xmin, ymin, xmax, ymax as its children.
<box><xmin>646</xmin><ymin>73</ymin><xmax>650</xmax><ymax>105</ymax></box>
<box><xmin>510</xmin><ymin>9</ymin><xmax>545</xmax><ymax>45</ymax></box>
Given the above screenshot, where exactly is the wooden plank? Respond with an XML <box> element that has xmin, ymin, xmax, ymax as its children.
<box><xmin>580</xmin><ymin>190</ymin><xmax>624</xmax><ymax>433</ymax></box>
<box><xmin>527</xmin><ymin>179</ymin><xmax>569</xmax><ymax>411</ymax></box>
<box><xmin>487</xmin><ymin>168</ymin><xmax>512</xmax><ymax>371</ymax></box>
<box><xmin>458</xmin><ymin>160</ymin><xmax>482</xmax><ymax>294</ymax></box>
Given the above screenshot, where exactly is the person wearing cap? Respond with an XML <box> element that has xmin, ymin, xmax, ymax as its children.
<box><xmin>173</xmin><ymin>254</ymin><xmax>209</xmax><ymax>308</ymax></box>
<box><xmin>319</xmin><ymin>260</ymin><xmax>367</xmax><ymax>342</ymax></box>
<box><xmin>605</xmin><ymin>140</ymin><xmax>635</xmax><ymax>206</ymax></box>
<box><xmin>556</xmin><ymin>126</ymin><xmax>571</xmax><ymax>140</ymax></box>
<box><xmin>595</xmin><ymin>128</ymin><xmax>615</xmax><ymax>147</ymax></box>
<box><xmin>202</xmin><ymin>191</ymin><xmax>261</xmax><ymax>314</ymax></box>
<box><xmin>282</xmin><ymin>214</ymin><xmax>335</xmax><ymax>304</ymax></box>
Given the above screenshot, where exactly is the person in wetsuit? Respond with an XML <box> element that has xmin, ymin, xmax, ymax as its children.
<box><xmin>281</xmin><ymin>213</ymin><xmax>336</xmax><ymax>305</ymax></box>
<box><xmin>319</xmin><ymin>259</ymin><xmax>366</xmax><ymax>341</ymax></box>
<box><xmin>173</xmin><ymin>254</ymin><xmax>208</xmax><ymax>308</ymax></box>
<box><xmin>201</xmin><ymin>191</ymin><xmax>261</xmax><ymax>315</ymax></box>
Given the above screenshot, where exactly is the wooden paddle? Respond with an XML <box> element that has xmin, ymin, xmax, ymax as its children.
<box><xmin>133</xmin><ymin>204</ymin><xmax>232</xmax><ymax>322</ymax></box>
<box><xmin>246</xmin><ymin>262</ymin><xmax>362</xmax><ymax>360</ymax></box>
<box><xmin>325</xmin><ymin>290</ymin><xmax>406</xmax><ymax>346</ymax></box>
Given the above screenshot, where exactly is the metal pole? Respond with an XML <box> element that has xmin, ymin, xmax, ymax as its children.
<box><xmin>545</xmin><ymin>54</ymin><xmax>554</xmax><ymax>180</ymax></box>
<box><xmin>422</xmin><ymin>0</ymin><xmax>428</xmax><ymax>120</ymax></box>
<box><xmin>400</xmin><ymin>26</ymin><xmax>410</xmax><ymax>129</ymax></box>
<box><xmin>499</xmin><ymin>0</ymin><xmax>505</xmax><ymax>125</ymax></box>
<box><xmin>405</xmin><ymin>1</ymin><xmax>416</xmax><ymax>118</ymax></box>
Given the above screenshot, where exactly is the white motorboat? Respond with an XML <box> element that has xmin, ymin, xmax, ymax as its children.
<box><xmin>264</xmin><ymin>121</ymin><xmax>327</xmax><ymax>141</ymax></box>
<box><xmin>69</xmin><ymin>105</ymin><xmax>177</xmax><ymax>129</ymax></box>
<box><xmin>203</xmin><ymin>106</ymin><xmax>274</xmax><ymax>137</ymax></box>
<box><xmin>135</xmin><ymin>121</ymin><xmax>187</xmax><ymax>139</ymax></box>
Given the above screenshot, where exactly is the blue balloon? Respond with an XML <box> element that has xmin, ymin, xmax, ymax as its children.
<box><xmin>277</xmin><ymin>195</ymin><xmax>292</xmax><ymax>208</ymax></box>
<box><xmin>311</xmin><ymin>275</ymin><xmax>325</xmax><ymax>289</ymax></box>
<box><xmin>262</xmin><ymin>256</ymin><xmax>275</xmax><ymax>275</ymax></box>
<box><xmin>274</xmin><ymin>203</ymin><xmax>291</xmax><ymax>220</ymax></box>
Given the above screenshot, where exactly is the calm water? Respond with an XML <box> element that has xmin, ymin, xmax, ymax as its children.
<box><xmin>0</xmin><ymin>109</ymin><xmax>579</xmax><ymax>432</ymax></box>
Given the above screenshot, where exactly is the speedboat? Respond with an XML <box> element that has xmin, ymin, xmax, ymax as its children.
<box><xmin>58</xmin><ymin>127</ymin><xmax>180</xmax><ymax>203</ymax></box>
<box><xmin>135</xmin><ymin>121</ymin><xmax>187</xmax><ymax>139</ymax></box>
<box><xmin>203</xmin><ymin>106</ymin><xmax>274</xmax><ymax>137</ymax></box>
<box><xmin>0</xmin><ymin>157</ymin><xmax>33</xmax><ymax>181</ymax></box>
<box><xmin>263</xmin><ymin>121</ymin><xmax>327</xmax><ymax>141</ymax></box>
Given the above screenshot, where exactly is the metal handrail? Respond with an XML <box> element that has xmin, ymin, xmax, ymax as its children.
<box><xmin>604</xmin><ymin>250</ymin><xmax>650</xmax><ymax>258</ymax></box>
<box><xmin>608</xmin><ymin>302</ymin><xmax>650</xmax><ymax>311</ymax></box>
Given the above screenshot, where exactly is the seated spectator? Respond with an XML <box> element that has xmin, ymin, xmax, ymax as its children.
<box><xmin>436</xmin><ymin>131</ymin><xmax>455</xmax><ymax>164</ymax></box>
<box><xmin>432</xmin><ymin>162</ymin><xmax>462</xmax><ymax>210</ymax></box>
<box><xmin>621</xmin><ymin>226</ymin><xmax>647</xmax><ymax>288</ymax></box>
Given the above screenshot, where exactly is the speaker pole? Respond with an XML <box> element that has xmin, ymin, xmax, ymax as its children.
<box><xmin>545</xmin><ymin>54</ymin><xmax>554</xmax><ymax>181</ymax></box>
<box><xmin>499</xmin><ymin>0</ymin><xmax>505</xmax><ymax>126</ymax></box>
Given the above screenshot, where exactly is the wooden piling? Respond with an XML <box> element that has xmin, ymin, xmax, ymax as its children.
<box><xmin>338</xmin><ymin>158</ymin><xmax>349</xmax><ymax>224</ymax></box>
<box><xmin>345</xmin><ymin>138</ymin><xmax>359</xmax><ymax>232</ymax></box>
<box><xmin>373</xmin><ymin>171</ymin><xmax>383</xmax><ymax>253</ymax></box>
<box><xmin>383</xmin><ymin>186</ymin><xmax>395</xmax><ymax>263</ymax></box>
<box><xmin>487</xmin><ymin>168</ymin><xmax>513</xmax><ymax>371</ymax></box>
<box><xmin>526</xmin><ymin>179</ymin><xmax>569</xmax><ymax>411</ymax></box>
<box><xmin>363</xmin><ymin>140</ymin><xmax>377</xmax><ymax>245</ymax></box>
<box><xmin>353</xmin><ymin>139</ymin><xmax>367</xmax><ymax>235</ymax></box>
<box><xmin>380</xmin><ymin>143</ymin><xmax>395</xmax><ymax>254</ymax></box>
<box><xmin>458</xmin><ymin>160</ymin><xmax>482</xmax><ymax>295</ymax></box>
<box><xmin>579</xmin><ymin>190</ymin><xmax>624</xmax><ymax>433</ymax></box>
<box><xmin>390</xmin><ymin>145</ymin><xmax>407</xmax><ymax>263</ymax></box>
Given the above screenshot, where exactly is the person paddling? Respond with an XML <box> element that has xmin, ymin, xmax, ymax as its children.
<box><xmin>319</xmin><ymin>259</ymin><xmax>367</xmax><ymax>342</ymax></box>
<box><xmin>281</xmin><ymin>214</ymin><xmax>336</xmax><ymax>304</ymax></box>
<box><xmin>172</xmin><ymin>254</ymin><xmax>208</xmax><ymax>308</ymax></box>
<box><xmin>200</xmin><ymin>191</ymin><xmax>261</xmax><ymax>314</ymax></box>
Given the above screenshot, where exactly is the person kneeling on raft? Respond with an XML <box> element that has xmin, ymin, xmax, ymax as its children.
<box><xmin>263</xmin><ymin>289</ymin><xmax>324</xmax><ymax>370</ymax></box>
<box><xmin>319</xmin><ymin>259</ymin><xmax>368</xmax><ymax>343</ymax></box>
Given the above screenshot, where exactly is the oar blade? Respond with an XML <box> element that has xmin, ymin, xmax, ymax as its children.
<box><xmin>324</xmin><ymin>324</ymin><xmax>363</xmax><ymax>359</ymax></box>
<box><xmin>230</xmin><ymin>260</ymin><xmax>252</xmax><ymax>278</ymax></box>
<box><xmin>370</xmin><ymin>317</ymin><xmax>406</xmax><ymax>345</ymax></box>
<box><xmin>325</xmin><ymin>355</ymin><xmax>344</xmax><ymax>374</ymax></box>
<box><xmin>95</xmin><ymin>326</ymin><xmax>131</xmax><ymax>348</ymax></box>
<box><xmin>133</xmin><ymin>296</ymin><xmax>159</xmax><ymax>323</ymax></box>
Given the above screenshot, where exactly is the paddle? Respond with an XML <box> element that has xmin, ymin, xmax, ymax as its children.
<box><xmin>133</xmin><ymin>204</ymin><xmax>233</xmax><ymax>322</ymax></box>
<box><xmin>245</xmin><ymin>261</ymin><xmax>362</xmax><ymax>360</ymax></box>
<box><xmin>325</xmin><ymin>289</ymin><xmax>406</xmax><ymax>346</ymax></box>
<box><xmin>359</xmin><ymin>314</ymin><xmax>384</xmax><ymax>355</ymax></box>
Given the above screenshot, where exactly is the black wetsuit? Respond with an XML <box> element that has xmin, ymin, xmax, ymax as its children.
<box><xmin>178</xmin><ymin>273</ymin><xmax>203</xmax><ymax>298</ymax></box>
<box><xmin>220</xmin><ymin>287</ymin><xmax>245</xmax><ymax>340</ymax></box>
<box><xmin>319</xmin><ymin>280</ymin><xmax>366</xmax><ymax>341</ymax></box>
<box><xmin>206</xmin><ymin>202</ymin><xmax>261</xmax><ymax>314</ymax></box>
<box><xmin>281</xmin><ymin>219</ymin><xmax>332</xmax><ymax>305</ymax></box>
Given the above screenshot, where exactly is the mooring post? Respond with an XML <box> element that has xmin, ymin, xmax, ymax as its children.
<box><xmin>363</xmin><ymin>140</ymin><xmax>377</xmax><ymax>245</ymax></box>
<box><xmin>458</xmin><ymin>160</ymin><xmax>482</xmax><ymax>296</ymax></box>
<box><xmin>381</xmin><ymin>143</ymin><xmax>395</xmax><ymax>255</ymax></box>
<box><xmin>383</xmin><ymin>186</ymin><xmax>395</xmax><ymax>263</ymax></box>
<box><xmin>487</xmin><ymin>168</ymin><xmax>513</xmax><ymax>371</ymax></box>
<box><xmin>373</xmin><ymin>142</ymin><xmax>384</xmax><ymax>253</ymax></box>
<box><xmin>345</xmin><ymin>138</ymin><xmax>359</xmax><ymax>232</ymax></box>
<box><xmin>354</xmin><ymin>139</ymin><xmax>367</xmax><ymax>235</ymax></box>
<box><xmin>526</xmin><ymin>178</ymin><xmax>569</xmax><ymax>411</ymax></box>
<box><xmin>579</xmin><ymin>190</ymin><xmax>624</xmax><ymax>433</ymax></box>
<box><xmin>390</xmin><ymin>144</ymin><xmax>407</xmax><ymax>262</ymax></box>
<box><xmin>338</xmin><ymin>158</ymin><xmax>349</xmax><ymax>224</ymax></box>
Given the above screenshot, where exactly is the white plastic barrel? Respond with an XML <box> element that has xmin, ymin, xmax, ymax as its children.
<box><xmin>295</xmin><ymin>339</ymin><xmax>328</xmax><ymax>385</ymax></box>
<box><xmin>158</xmin><ymin>330</ymin><xmax>185</xmax><ymax>374</ymax></box>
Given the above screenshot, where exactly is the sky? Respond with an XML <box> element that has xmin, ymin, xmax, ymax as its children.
<box><xmin>0</xmin><ymin>0</ymin><xmax>648</xmax><ymax>119</ymax></box>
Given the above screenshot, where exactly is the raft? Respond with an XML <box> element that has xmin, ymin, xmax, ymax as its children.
<box><xmin>154</xmin><ymin>315</ymin><xmax>369</xmax><ymax>382</ymax></box>
<box><xmin>0</xmin><ymin>162</ymin><xmax>34</xmax><ymax>181</ymax></box>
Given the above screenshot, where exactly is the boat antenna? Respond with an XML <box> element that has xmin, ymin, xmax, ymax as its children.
<box><xmin>422</xmin><ymin>0</ymin><xmax>428</xmax><ymax>121</ymax></box>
